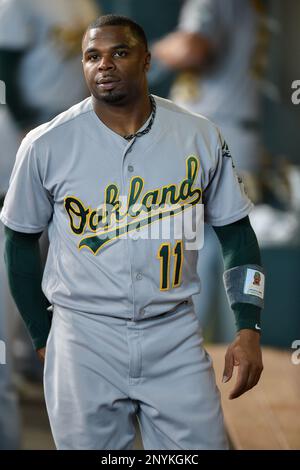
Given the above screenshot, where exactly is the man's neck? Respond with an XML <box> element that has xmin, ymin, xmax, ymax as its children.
<box><xmin>92</xmin><ymin>94</ymin><xmax>152</xmax><ymax>138</ymax></box>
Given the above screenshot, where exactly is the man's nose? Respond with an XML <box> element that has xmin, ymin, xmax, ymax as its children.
<box><xmin>98</xmin><ymin>56</ymin><xmax>114</xmax><ymax>70</ymax></box>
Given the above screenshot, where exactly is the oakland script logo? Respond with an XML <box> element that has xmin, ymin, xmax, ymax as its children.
<box><xmin>64</xmin><ymin>156</ymin><xmax>202</xmax><ymax>255</ymax></box>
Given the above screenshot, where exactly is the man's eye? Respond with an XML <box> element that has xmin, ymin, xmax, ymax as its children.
<box><xmin>89</xmin><ymin>54</ymin><xmax>99</xmax><ymax>61</ymax></box>
<box><xmin>114</xmin><ymin>50</ymin><xmax>127</xmax><ymax>58</ymax></box>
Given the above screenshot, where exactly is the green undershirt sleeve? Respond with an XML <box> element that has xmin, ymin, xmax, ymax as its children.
<box><xmin>4</xmin><ymin>226</ymin><xmax>51</xmax><ymax>350</ymax></box>
<box><xmin>213</xmin><ymin>216</ymin><xmax>262</xmax><ymax>332</ymax></box>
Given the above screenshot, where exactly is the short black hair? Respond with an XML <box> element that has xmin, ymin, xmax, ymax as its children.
<box><xmin>85</xmin><ymin>14</ymin><xmax>148</xmax><ymax>51</ymax></box>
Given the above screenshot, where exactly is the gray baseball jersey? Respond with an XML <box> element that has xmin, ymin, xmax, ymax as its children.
<box><xmin>0</xmin><ymin>95</ymin><xmax>252</xmax><ymax>320</ymax></box>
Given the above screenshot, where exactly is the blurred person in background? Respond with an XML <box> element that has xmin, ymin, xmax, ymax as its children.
<box><xmin>0</xmin><ymin>0</ymin><xmax>99</xmax><ymax>448</ymax></box>
<box><xmin>153</xmin><ymin>0</ymin><xmax>268</xmax><ymax>337</ymax></box>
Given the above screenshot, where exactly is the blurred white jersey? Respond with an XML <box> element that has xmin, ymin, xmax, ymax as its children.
<box><xmin>173</xmin><ymin>0</ymin><xmax>260</xmax><ymax>122</ymax></box>
<box><xmin>0</xmin><ymin>0</ymin><xmax>99</xmax><ymax>114</ymax></box>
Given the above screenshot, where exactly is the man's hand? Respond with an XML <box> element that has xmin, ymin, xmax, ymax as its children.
<box><xmin>222</xmin><ymin>329</ymin><xmax>263</xmax><ymax>399</ymax></box>
<box><xmin>37</xmin><ymin>347</ymin><xmax>46</xmax><ymax>363</ymax></box>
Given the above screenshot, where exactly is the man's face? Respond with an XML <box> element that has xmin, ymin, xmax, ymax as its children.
<box><xmin>82</xmin><ymin>25</ymin><xmax>150</xmax><ymax>105</ymax></box>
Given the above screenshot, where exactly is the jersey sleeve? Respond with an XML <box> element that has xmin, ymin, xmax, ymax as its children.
<box><xmin>0</xmin><ymin>137</ymin><xmax>53</xmax><ymax>233</ymax></box>
<box><xmin>203</xmin><ymin>130</ymin><xmax>253</xmax><ymax>226</ymax></box>
<box><xmin>0</xmin><ymin>0</ymin><xmax>33</xmax><ymax>49</ymax></box>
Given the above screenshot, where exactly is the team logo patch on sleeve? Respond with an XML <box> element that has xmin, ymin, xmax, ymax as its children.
<box><xmin>221</xmin><ymin>138</ymin><xmax>242</xmax><ymax>175</ymax></box>
<box><xmin>221</xmin><ymin>139</ymin><xmax>236</xmax><ymax>169</ymax></box>
<box><xmin>222</xmin><ymin>140</ymin><xmax>232</xmax><ymax>159</ymax></box>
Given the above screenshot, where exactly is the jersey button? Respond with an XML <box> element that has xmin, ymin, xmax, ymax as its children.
<box><xmin>128</xmin><ymin>165</ymin><xmax>134</xmax><ymax>172</ymax></box>
<box><xmin>131</xmin><ymin>231</ymin><xmax>139</xmax><ymax>241</ymax></box>
<box><xmin>136</xmin><ymin>272</ymin><xmax>143</xmax><ymax>280</ymax></box>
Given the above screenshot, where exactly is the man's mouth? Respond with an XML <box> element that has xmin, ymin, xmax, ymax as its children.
<box><xmin>96</xmin><ymin>77</ymin><xmax>120</xmax><ymax>90</ymax></box>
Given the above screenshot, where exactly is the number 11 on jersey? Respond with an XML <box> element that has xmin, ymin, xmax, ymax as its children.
<box><xmin>157</xmin><ymin>241</ymin><xmax>183</xmax><ymax>290</ymax></box>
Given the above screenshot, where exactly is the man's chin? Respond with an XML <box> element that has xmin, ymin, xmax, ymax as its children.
<box><xmin>98</xmin><ymin>91</ymin><xmax>127</xmax><ymax>104</ymax></box>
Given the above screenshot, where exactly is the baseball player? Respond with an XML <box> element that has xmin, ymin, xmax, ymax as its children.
<box><xmin>1</xmin><ymin>15</ymin><xmax>265</xmax><ymax>450</ymax></box>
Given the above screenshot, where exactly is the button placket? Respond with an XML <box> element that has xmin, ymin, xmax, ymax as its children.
<box><xmin>120</xmin><ymin>143</ymin><xmax>137</xmax><ymax>316</ymax></box>
<box><xmin>123</xmin><ymin>141</ymin><xmax>145</xmax><ymax>320</ymax></box>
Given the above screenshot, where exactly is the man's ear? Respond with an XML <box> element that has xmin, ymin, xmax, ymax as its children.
<box><xmin>144</xmin><ymin>51</ymin><xmax>151</xmax><ymax>71</ymax></box>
